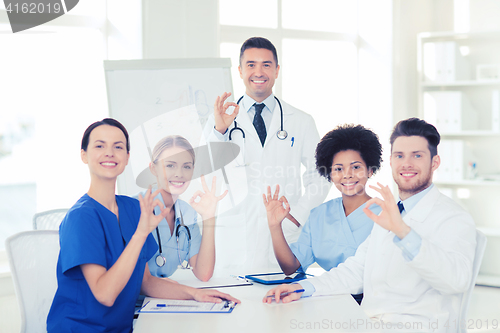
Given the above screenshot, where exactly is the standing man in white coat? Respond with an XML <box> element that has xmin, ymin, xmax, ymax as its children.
<box><xmin>204</xmin><ymin>37</ymin><xmax>330</xmax><ymax>273</ymax></box>
<box><xmin>264</xmin><ymin>118</ymin><xmax>477</xmax><ymax>332</ymax></box>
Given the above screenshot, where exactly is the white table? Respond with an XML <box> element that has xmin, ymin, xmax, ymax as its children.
<box><xmin>134</xmin><ymin>271</ymin><xmax>374</xmax><ymax>332</ymax></box>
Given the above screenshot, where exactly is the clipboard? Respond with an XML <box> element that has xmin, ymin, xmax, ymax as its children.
<box><xmin>139</xmin><ymin>297</ymin><xmax>237</xmax><ymax>314</ymax></box>
<box><xmin>174</xmin><ymin>276</ymin><xmax>252</xmax><ymax>289</ymax></box>
<box><xmin>245</xmin><ymin>272</ymin><xmax>313</xmax><ymax>285</ymax></box>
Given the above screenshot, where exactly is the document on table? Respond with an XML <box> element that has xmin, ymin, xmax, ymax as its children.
<box><xmin>174</xmin><ymin>276</ymin><xmax>252</xmax><ymax>289</ymax></box>
<box><xmin>139</xmin><ymin>297</ymin><xmax>237</xmax><ymax>313</ymax></box>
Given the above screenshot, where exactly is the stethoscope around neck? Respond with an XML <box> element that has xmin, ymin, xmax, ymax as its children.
<box><xmin>228</xmin><ymin>96</ymin><xmax>288</xmax><ymax>167</ymax></box>
<box><xmin>229</xmin><ymin>95</ymin><xmax>288</xmax><ymax>142</ymax></box>
<box><xmin>154</xmin><ymin>204</ymin><xmax>192</xmax><ymax>269</ymax></box>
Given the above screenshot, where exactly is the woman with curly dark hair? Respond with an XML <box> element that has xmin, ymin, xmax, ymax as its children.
<box><xmin>263</xmin><ymin>124</ymin><xmax>383</xmax><ymax>299</ymax></box>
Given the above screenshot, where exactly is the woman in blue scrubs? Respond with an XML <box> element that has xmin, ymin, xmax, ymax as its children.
<box><xmin>47</xmin><ymin>118</ymin><xmax>239</xmax><ymax>333</ymax></box>
<box><xmin>263</xmin><ymin>124</ymin><xmax>382</xmax><ymax>302</ymax></box>
<box><xmin>144</xmin><ymin>135</ymin><xmax>226</xmax><ymax>281</ymax></box>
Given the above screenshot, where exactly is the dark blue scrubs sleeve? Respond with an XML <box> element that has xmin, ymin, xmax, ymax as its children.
<box><xmin>145</xmin><ymin>233</ymin><xmax>158</xmax><ymax>262</ymax></box>
<box><xmin>59</xmin><ymin>208</ymin><xmax>107</xmax><ymax>279</ymax></box>
<box><xmin>123</xmin><ymin>196</ymin><xmax>160</xmax><ymax>263</ymax></box>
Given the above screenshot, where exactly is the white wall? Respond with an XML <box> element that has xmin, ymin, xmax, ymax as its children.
<box><xmin>470</xmin><ymin>0</ymin><xmax>500</xmax><ymax>31</ymax></box>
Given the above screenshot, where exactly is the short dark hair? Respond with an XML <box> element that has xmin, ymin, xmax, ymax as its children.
<box><xmin>239</xmin><ymin>37</ymin><xmax>278</xmax><ymax>67</ymax></box>
<box><xmin>315</xmin><ymin>124</ymin><xmax>383</xmax><ymax>182</ymax></box>
<box><xmin>81</xmin><ymin>118</ymin><xmax>130</xmax><ymax>153</ymax></box>
<box><xmin>389</xmin><ymin>118</ymin><xmax>440</xmax><ymax>158</ymax></box>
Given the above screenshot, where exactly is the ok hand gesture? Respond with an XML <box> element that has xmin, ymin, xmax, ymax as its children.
<box><xmin>214</xmin><ymin>92</ymin><xmax>239</xmax><ymax>134</ymax></box>
<box><xmin>137</xmin><ymin>187</ymin><xmax>169</xmax><ymax>238</ymax></box>
<box><xmin>189</xmin><ymin>175</ymin><xmax>228</xmax><ymax>221</ymax></box>
<box><xmin>262</xmin><ymin>185</ymin><xmax>290</xmax><ymax>230</ymax></box>
<box><xmin>363</xmin><ymin>182</ymin><xmax>411</xmax><ymax>239</ymax></box>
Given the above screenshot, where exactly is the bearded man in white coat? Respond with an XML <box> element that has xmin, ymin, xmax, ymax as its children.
<box><xmin>264</xmin><ymin>118</ymin><xmax>477</xmax><ymax>333</ymax></box>
<box><xmin>203</xmin><ymin>37</ymin><xmax>330</xmax><ymax>273</ymax></box>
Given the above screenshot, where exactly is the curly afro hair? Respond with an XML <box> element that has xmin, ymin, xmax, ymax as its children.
<box><xmin>315</xmin><ymin>124</ymin><xmax>383</xmax><ymax>182</ymax></box>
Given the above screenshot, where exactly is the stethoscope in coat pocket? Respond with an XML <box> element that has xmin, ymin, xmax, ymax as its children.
<box><xmin>228</xmin><ymin>95</ymin><xmax>288</xmax><ymax>167</ymax></box>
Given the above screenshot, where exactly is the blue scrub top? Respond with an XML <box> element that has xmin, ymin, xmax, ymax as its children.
<box><xmin>47</xmin><ymin>194</ymin><xmax>157</xmax><ymax>333</ymax></box>
<box><xmin>145</xmin><ymin>194</ymin><xmax>202</xmax><ymax>278</ymax></box>
<box><xmin>290</xmin><ymin>197</ymin><xmax>380</xmax><ymax>272</ymax></box>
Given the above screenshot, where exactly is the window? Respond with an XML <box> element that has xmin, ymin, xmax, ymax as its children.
<box><xmin>219</xmin><ymin>0</ymin><xmax>278</xmax><ymax>29</ymax></box>
<box><xmin>282</xmin><ymin>0</ymin><xmax>357</xmax><ymax>33</ymax></box>
<box><xmin>0</xmin><ymin>0</ymin><xmax>142</xmax><ymax>249</ymax></box>
<box><xmin>0</xmin><ymin>27</ymin><xmax>108</xmax><ymax>250</ymax></box>
<box><xmin>282</xmin><ymin>39</ymin><xmax>358</xmax><ymax>136</ymax></box>
<box><xmin>0</xmin><ymin>0</ymin><xmax>142</xmax><ymax>251</ymax></box>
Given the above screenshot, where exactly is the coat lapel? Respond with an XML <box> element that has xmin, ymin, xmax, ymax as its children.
<box><xmin>403</xmin><ymin>186</ymin><xmax>439</xmax><ymax>226</ymax></box>
<box><xmin>235</xmin><ymin>108</ymin><xmax>260</xmax><ymax>142</ymax></box>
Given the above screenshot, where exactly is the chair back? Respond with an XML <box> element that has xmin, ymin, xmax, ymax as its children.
<box><xmin>5</xmin><ymin>230</ymin><xmax>60</xmax><ymax>333</ymax></box>
<box><xmin>458</xmin><ymin>229</ymin><xmax>487</xmax><ymax>333</ymax></box>
<box><xmin>32</xmin><ymin>209</ymin><xmax>68</xmax><ymax>230</ymax></box>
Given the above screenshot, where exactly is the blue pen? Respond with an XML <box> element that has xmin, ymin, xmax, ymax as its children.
<box><xmin>230</xmin><ymin>274</ymin><xmax>249</xmax><ymax>282</ymax></box>
<box><xmin>291</xmin><ymin>137</ymin><xmax>295</xmax><ymax>147</ymax></box>
<box><xmin>266</xmin><ymin>289</ymin><xmax>305</xmax><ymax>299</ymax></box>
<box><xmin>156</xmin><ymin>304</ymin><xmax>195</xmax><ymax>308</ymax></box>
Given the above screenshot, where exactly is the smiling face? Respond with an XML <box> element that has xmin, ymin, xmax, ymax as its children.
<box><xmin>330</xmin><ymin>150</ymin><xmax>372</xmax><ymax>197</ymax></box>
<box><xmin>238</xmin><ymin>47</ymin><xmax>280</xmax><ymax>103</ymax></box>
<box><xmin>81</xmin><ymin>124</ymin><xmax>129</xmax><ymax>181</ymax></box>
<box><xmin>391</xmin><ymin>136</ymin><xmax>440</xmax><ymax>200</ymax></box>
<box><xmin>150</xmin><ymin>146</ymin><xmax>194</xmax><ymax>198</ymax></box>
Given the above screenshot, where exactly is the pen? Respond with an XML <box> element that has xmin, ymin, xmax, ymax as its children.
<box><xmin>266</xmin><ymin>289</ymin><xmax>305</xmax><ymax>299</ymax></box>
<box><xmin>156</xmin><ymin>304</ymin><xmax>196</xmax><ymax>308</ymax></box>
<box><xmin>230</xmin><ymin>274</ymin><xmax>249</xmax><ymax>282</ymax></box>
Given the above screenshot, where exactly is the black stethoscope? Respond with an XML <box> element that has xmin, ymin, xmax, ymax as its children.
<box><xmin>229</xmin><ymin>95</ymin><xmax>288</xmax><ymax>141</ymax></box>
<box><xmin>154</xmin><ymin>205</ymin><xmax>192</xmax><ymax>269</ymax></box>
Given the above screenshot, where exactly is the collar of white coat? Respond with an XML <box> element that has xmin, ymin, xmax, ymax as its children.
<box><xmin>401</xmin><ymin>184</ymin><xmax>439</xmax><ymax>224</ymax></box>
<box><xmin>241</xmin><ymin>93</ymin><xmax>294</xmax><ymax>115</ymax></box>
<box><xmin>399</xmin><ymin>184</ymin><xmax>434</xmax><ymax>217</ymax></box>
